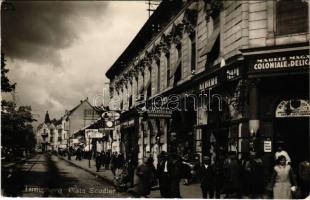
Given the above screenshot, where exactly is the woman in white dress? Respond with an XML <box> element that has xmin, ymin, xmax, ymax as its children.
<box><xmin>271</xmin><ymin>155</ymin><xmax>297</xmax><ymax>199</ymax></box>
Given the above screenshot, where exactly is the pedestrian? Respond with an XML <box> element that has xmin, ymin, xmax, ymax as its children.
<box><xmin>223</xmin><ymin>151</ymin><xmax>241</xmax><ymax>198</ymax></box>
<box><xmin>127</xmin><ymin>156</ymin><xmax>135</xmax><ymax>188</ymax></box>
<box><xmin>134</xmin><ymin>157</ymin><xmax>154</xmax><ymax>197</ymax></box>
<box><xmin>101</xmin><ymin>151</ymin><xmax>106</xmax><ymax>171</ymax></box>
<box><xmin>297</xmin><ymin>160</ymin><xmax>310</xmax><ymax>199</ymax></box>
<box><xmin>213</xmin><ymin>147</ymin><xmax>225</xmax><ymax>198</ymax></box>
<box><xmin>270</xmin><ymin>155</ymin><xmax>297</xmax><ymax>199</ymax></box>
<box><xmin>76</xmin><ymin>147</ymin><xmax>82</xmax><ymax>161</ymax></box>
<box><xmin>95</xmin><ymin>152</ymin><xmax>102</xmax><ymax>172</ymax></box>
<box><xmin>147</xmin><ymin>156</ymin><xmax>157</xmax><ymax>188</ymax></box>
<box><xmin>181</xmin><ymin>154</ymin><xmax>192</xmax><ymax>185</ymax></box>
<box><xmin>111</xmin><ymin>152</ymin><xmax>117</xmax><ymax>176</ymax></box>
<box><xmin>105</xmin><ymin>152</ymin><xmax>111</xmax><ymax>170</ymax></box>
<box><xmin>157</xmin><ymin>151</ymin><xmax>171</xmax><ymax>198</ymax></box>
<box><xmin>242</xmin><ymin>151</ymin><xmax>264</xmax><ymax>198</ymax></box>
<box><xmin>117</xmin><ymin>153</ymin><xmax>125</xmax><ymax>169</ymax></box>
<box><xmin>169</xmin><ymin>153</ymin><xmax>182</xmax><ymax>198</ymax></box>
<box><xmin>275</xmin><ymin>141</ymin><xmax>291</xmax><ymax>164</ymax></box>
<box><xmin>199</xmin><ymin>156</ymin><xmax>215</xmax><ymax>198</ymax></box>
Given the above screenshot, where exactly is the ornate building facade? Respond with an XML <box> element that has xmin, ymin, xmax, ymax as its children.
<box><xmin>106</xmin><ymin>0</ymin><xmax>309</xmax><ymax>171</ymax></box>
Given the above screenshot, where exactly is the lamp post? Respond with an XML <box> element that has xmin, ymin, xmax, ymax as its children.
<box><xmin>88</xmin><ymin>135</ymin><xmax>91</xmax><ymax>168</ymax></box>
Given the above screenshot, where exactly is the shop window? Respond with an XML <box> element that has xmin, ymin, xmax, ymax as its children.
<box><xmin>120</xmin><ymin>100</ymin><xmax>123</xmax><ymax>110</ymax></box>
<box><xmin>276</xmin><ymin>0</ymin><xmax>308</xmax><ymax>35</ymax></box>
<box><xmin>146</xmin><ymin>83</ymin><xmax>151</xmax><ymax>99</ymax></box>
<box><xmin>166</xmin><ymin>52</ymin><xmax>170</xmax><ymax>87</ymax></box>
<box><xmin>129</xmin><ymin>95</ymin><xmax>133</xmax><ymax>108</ymax></box>
<box><xmin>156</xmin><ymin>59</ymin><xmax>160</xmax><ymax>93</ymax></box>
<box><xmin>190</xmin><ymin>32</ymin><xmax>196</xmax><ymax>73</ymax></box>
<box><xmin>174</xmin><ymin>43</ymin><xmax>182</xmax><ymax>85</ymax></box>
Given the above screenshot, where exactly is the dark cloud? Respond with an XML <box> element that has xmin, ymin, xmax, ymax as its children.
<box><xmin>1</xmin><ymin>1</ymin><xmax>109</xmax><ymax>67</ymax></box>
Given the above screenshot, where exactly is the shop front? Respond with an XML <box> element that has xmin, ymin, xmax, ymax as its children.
<box><xmin>243</xmin><ymin>43</ymin><xmax>310</xmax><ymax>174</ymax></box>
<box><xmin>120</xmin><ymin>112</ymin><xmax>139</xmax><ymax>162</ymax></box>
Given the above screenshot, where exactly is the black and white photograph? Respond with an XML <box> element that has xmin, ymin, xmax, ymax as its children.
<box><xmin>1</xmin><ymin>0</ymin><xmax>309</xmax><ymax>198</ymax></box>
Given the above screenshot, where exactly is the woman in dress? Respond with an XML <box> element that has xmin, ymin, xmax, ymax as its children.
<box><xmin>272</xmin><ymin>155</ymin><xmax>297</xmax><ymax>199</ymax></box>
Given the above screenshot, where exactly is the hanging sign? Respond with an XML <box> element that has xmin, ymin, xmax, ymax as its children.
<box><xmin>276</xmin><ymin>99</ymin><xmax>310</xmax><ymax>118</ymax></box>
<box><xmin>85</xmin><ymin>129</ymin><xmax>103</xmax><ymax>138</ymax></box>
<box><xmin>264</xmin><ymin>141</ymin><xmax>272</xmax><ymax>152</ymax></box>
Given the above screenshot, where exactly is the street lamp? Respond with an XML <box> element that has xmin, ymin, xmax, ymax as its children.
<box><xmin>88</xmin><ymin>135</ymin><xmax>91</xmax><ymax>168</ymax></box>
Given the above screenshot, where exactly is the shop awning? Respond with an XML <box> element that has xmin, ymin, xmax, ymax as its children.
<box><xmin>201</xmin><ymin>26</ymin><xmax>220</xmax><ymax>56</ymax></box>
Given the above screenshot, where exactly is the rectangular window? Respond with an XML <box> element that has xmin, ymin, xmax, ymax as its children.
<box><xmin>166</xmin><ymin>53</ymin><xmax>170</xmax><ymax>87</ymax></box>
<box><xmin>276</xmin><ymin>0</ymin><xmax>308</xmax><ymax>35</ymax></box>
<box><xmin>191</xmin><ymin>35</ymin><xmax>196</xmax><ymax>72</ymax></box>
<box><xmin>157</xmin><ymin>60</ymin><xmax>160</xmax><ymax>93</ymax></box>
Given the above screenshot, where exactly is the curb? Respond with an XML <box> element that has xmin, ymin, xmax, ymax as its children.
<box><xmin>56</xmin><ymin>155</ymin><xmax>115</xmax><ymax>186</ymax></box>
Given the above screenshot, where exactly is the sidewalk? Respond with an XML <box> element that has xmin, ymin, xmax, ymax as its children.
<box><xmin>57</xmin><ymin>155</ymin><xmax>203</xmax><ymax>198</ymax></box>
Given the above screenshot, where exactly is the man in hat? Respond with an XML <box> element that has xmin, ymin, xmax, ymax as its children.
<box><xmin>275</xmin><ymin>141</ymin><xmax>291</xmax><ymax>164</ymax></box>
<box><xmin>199</xmin><ymin>156</ymin><xmax>215</xmax><ymax>198</ymax></box>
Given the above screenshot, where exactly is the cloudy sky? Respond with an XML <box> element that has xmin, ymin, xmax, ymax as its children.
<box><xmin>2</xmin><ymin>1</ymin><xmax>150</xmax><ymax>125</ymax></box>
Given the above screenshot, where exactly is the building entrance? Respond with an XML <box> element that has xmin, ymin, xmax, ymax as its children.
<box><xmin>274</xmin><ymin>118</ymin><xmax>309</xmax><ymax>171</ymax></box>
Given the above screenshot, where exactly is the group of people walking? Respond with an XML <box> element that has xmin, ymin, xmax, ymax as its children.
<box><xmin>60</xmin><ymin>143</ymin><xmax>309</xmax><ymax>199</ymax></box>
<box><xmin>95</xmin><ymin>151</ymin><xmax>124</xmax><ymax>173</ymax></box>
<box><xmin>131</xmin><ymin>144</ymin><xmax>309</xmax><ymax>198</ymax></box>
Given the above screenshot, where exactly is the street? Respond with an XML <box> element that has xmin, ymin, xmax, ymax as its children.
<box><xmin>3</xmin><ymin>154</ymin><xmax>131</xmax><ymax>197</ymax></box>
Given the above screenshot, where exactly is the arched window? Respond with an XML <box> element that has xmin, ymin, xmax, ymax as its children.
<box><xmin>276</xmin><ymin>0</ymin><xmax>308</xmax><ymax>35</ymax></box>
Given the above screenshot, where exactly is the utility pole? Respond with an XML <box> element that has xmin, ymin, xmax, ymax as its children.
<box><xmin>146</xmin><ymin>0</ymin><xmax>160</xmax><ymax>17</ymax></box>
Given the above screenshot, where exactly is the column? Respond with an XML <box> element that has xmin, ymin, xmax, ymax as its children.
<box><xmin>249</xmin><ymin>79</ymin><xmax>260</xmax><ymax>136</ymax></box>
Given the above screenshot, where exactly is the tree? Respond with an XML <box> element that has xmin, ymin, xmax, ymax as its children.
<box><xmin>1</xmin><ymin>53</ymin><xmax>36</xmax><ymax>158</ymax></box>
<box><xmin>1</xmin><ymin>101</ymin><xmax>36</xmax><ymax>152</ymax></box>
<box><xmin>1</xmin><ymin>53</ymin><xmax>16</xmax><ymax>92</ymax></box>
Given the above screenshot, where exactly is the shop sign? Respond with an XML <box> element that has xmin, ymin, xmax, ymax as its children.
<box><xmin>248</xmin><ymin>51</ymin><xmax>309</xmax><ymax>74</ymax></box>
<box><xmin>227</xmin><ymin>67</ymin><xmax>240</xmax><ymax>80</ymax></box>
<box><xmin>199</xmin><ymin>76</ymin><xmax>218</xmax><ymax>91</ymax></box>
<box><xmin>85</xmin><ymin>129</ymin><xmax>103</xmax><ymax>138</ymax></box>
<box><xmin>146</xmin><ymin>109</ymin><xmax>172</xmax><ymax>118</ymax></box>
<box><xmin>264</xmin><ymin>141</ymin><xmax>272</xmax><ymax>152</ymax></box>
<box><xmin>276</xmin><ymin>99</ymin><xmax>310</xmax><ymax>118</ymax></box>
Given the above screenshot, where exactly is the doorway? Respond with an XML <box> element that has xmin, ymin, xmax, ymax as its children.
<box><xmin>274</xmin><ymin>118</ymin><xmax>309</xmax><ymax>171</ymax></box>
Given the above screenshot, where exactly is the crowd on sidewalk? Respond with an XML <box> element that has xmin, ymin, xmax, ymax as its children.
<box><xmin>57</xmin><ymin>142</ymin><xmax>310</xmax><ymax>199</ymax></box>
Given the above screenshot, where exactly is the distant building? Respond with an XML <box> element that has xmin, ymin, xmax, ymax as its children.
<box><xmin>61</xmin><ymin>98</ymin><xmax>101</xmax><ymax>147</ymax></box>
<box><xmin>36</xmin><ymin>111</ymin><xmax>57</xmax><ymax>151</ymax></box>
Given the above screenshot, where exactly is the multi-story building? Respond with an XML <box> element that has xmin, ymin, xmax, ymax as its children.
<box><xmin>105</xmin><ymin>0</ymin><xmax>309</xmax><ymax>174</ymax></box>
<box><xmin>36</xmin><ymin>111</ymin><xmax>61</xmax><ymax>151</ymax></box>
<box><xmin>62</xmin><ymin>98</ymin><xmax>101</xmax><ymax>147</ymax></box>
